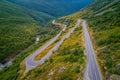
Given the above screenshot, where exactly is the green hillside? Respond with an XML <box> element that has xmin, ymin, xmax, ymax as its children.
<box><xmin>0</xmin><ymin>0</ymin><xmax>54</xmax><ymax>24</ymax></box>
<box><xmin>0</xmin><ymin>0</ymin><xmax>55</xmax><ymax>63</ymax></box>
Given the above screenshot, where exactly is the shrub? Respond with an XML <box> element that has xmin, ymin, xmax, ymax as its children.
<box><xmin>63</xmin><ymin>54</ymin><xmax>78</xmax><ymax>63</ymax></box>
<box><xmin>49</xmin><ymin>58</ymin><xmax>53</xmax><ymax>63</ymax></box>
<box><xmin>59</xmin><ymin>47</ymin><xmax>70</xmax><ymax>55</ymax></box>
<box><xmin>75</xmin><ymin>66</ymin><xmax>80</xmax><ymax>73</ymax></box>
<box><xmin>72</xmin><ymin>48</ymin><xmax>84</xmax><ymax>56</ymax></box>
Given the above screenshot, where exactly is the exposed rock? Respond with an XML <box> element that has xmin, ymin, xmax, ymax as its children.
<box><xmin>35</xmin><ymin>35</ymin><xmax>40</xmax><ymax>44</ymax></box>
<box><xmin>77</xmin><ymin>77</ymin><xmax>82</xmax><ymax>80</ymax></box>
<box><xmin>59</xmin><ymin>66</ymin><xmax>66</xmax><ymax>73</ymax></box>
<box><xmin>109</xmin><ymin>74</ymin><xmax>120</xmax><ymax>80</ymax></box>
<box><xmin>116</xmin><ymin>63</ymin><xmax>120</xmax><ymax>67</ymax></box>
<box><xmin>105</xmin><ymin>71</ymin><xmax>111</xmax><ymax>79</ymax></box>
<box><xmin>49</xmin><ymin>69</ymin><xmax>54</xmax><ymax>76</ymax></box>
<box><xmin>48</xmin><ymin>69</ymin><xmax>55</xmax><ymax>80</ymax></box>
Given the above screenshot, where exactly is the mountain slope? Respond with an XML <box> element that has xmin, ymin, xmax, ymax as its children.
<box><xmin>0</xmin><ymin>0</ymin><xmax>54</xmax><ymax>24</ymax></box>
<box><xmin>8</xmin><ymin>0</ymin><xmax>92</xmax><ymax>17</ymax></box>
<box><xmin>0</xmin><ymin>0</ymin><xmax>93</xmax><ymax>63</ymax></box>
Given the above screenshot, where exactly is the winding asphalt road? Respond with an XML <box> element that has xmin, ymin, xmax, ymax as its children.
<box><xmin>25</xmin><ymin>20</ymin><xmax>80</xmax><ymax>73</ymax></box>
<box><xmin>83</xmin><ymin>20</ymin><xmax>102</xmax><ymax>80</ymax></box>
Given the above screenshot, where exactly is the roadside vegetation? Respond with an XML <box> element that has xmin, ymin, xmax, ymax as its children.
<box><xmin>34</xmin><ymin>23</ymin><xmax>70</xmax><ymax>61</ymax></box>
<box><xmin>19</xmin><ymin>19</ymin><xmax>86</xmax><ymax>80</ymax></box>
<box><xmin>88</xmin><ymin>1</ymin><xmax>120</xmax><ymax>80</ymax></box>
<box><xmin>57</xmin><ymin>0</ymin><xmax>120</xmax><ymax>79</ymax></box>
